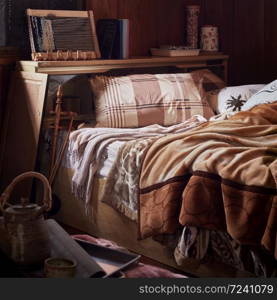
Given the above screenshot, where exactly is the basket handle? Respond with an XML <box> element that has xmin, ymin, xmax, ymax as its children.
<box><xmin>0</xmin><ymin>172</ymin><xmax>52</xmax><ymax>212</ymax></box>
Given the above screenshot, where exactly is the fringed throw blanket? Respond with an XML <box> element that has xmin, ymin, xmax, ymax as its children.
<box><xmin>101</xmin><ymin>137</ymin><xmax>156</xmax><ymax>221</ymax></box>
<box><xmin>139</xmin><ymin>103</ymin><xmax>277</xmax><ymax>259</ymax></box>
<box><xmin>66</xmin><ymin>116</ymin><xmax>206</xmax><ymax>214</ymax></box>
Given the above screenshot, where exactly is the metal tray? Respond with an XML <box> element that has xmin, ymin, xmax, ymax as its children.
<box><xmin>74</xmin><ymin>238</ymin><xmax>141</xmax><ymax>278</ymax></box>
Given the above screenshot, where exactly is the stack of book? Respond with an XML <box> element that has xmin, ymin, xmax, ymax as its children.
<box><xmin>97</xmin><ymin>19</ymin><xmax>130</xmax><ymax>59</ymax></box>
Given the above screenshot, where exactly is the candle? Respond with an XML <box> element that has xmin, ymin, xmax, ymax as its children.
<box><xmin>200</xmin><ymin>25</ymin><xmax>219</xmax><ymax>51</ymax></box>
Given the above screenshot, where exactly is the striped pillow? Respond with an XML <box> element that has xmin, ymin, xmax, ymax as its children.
<box><xmin>90</xmin><ymin>73</ymin><xmax>214</xmax><ymax>128</ymax></box>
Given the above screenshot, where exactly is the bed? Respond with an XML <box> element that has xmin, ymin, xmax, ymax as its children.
<box><xmin>49</xmin><ymin>70</ymin><xmax>276</xmax><ymax>277</ymax></box>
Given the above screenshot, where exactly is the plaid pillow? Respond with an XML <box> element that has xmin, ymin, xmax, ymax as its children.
<box><xmin>90</xmin><ymin>73</ymin><xmax>214</xmax><ymax>128</ymax></box>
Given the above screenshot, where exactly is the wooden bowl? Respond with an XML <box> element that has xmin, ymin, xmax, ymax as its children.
<box><xmin>44</xmin><ymin>257</ymin><xmax>77</xmax><ymax>278</ymax></box>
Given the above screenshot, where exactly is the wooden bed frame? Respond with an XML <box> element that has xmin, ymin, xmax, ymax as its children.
<box><xmin>53</xmin><ymin>166</ymin><xmax>254</xmax><ymax>278</ymax></box>
<box><xmin>3</xmin><ymin>55</ymin><xmax>246</xmax><ymax>277</ymax></box>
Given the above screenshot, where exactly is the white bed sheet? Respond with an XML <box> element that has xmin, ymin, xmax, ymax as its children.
<box><xmin>97</xmin><ymin>140</ymin><xmax>126</xmax><ymax>177</ymax></box>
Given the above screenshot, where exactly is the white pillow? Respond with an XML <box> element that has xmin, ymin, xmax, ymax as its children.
<box><xmin>207</xmin><ymin>84</ymin><xmax>265</xmax><ymax>114</ymax></box>
<box><xmin>241</xmin><ymin>80</ymin><xmax>277</xmax><ymax>111</ymax></box>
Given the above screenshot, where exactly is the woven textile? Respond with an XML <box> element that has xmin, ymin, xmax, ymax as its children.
<box><xmin>90</xmin><ymin>73</ymin><xmax>214</xmax><ymax>128</ymax></box>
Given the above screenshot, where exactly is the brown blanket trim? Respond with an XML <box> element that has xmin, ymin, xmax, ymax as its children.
<box><xmin>139</xmin><ymin>171</ymin><xmax>277</xmax><ymax>196</ymax></box>
<box><xmin>139</xmin><ymin>174</ymin><xmax>191</xmax><ymax>194</ymax></box>
<box><xmin>139</xmin><ymin>173</ymin><xmax>276</xmax><ymax>243</ymax></box>
<box><xmin>193</xmin><ymin>171</ymin><xmax>277</xmax><ymax>195</ymax></box>
<box><xmin>138</xmin><ymin>171</ymin><xmax>276</xmax><ymax>245</ymax></box>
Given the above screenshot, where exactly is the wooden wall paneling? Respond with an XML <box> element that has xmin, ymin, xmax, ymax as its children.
<box><xmin>156</xmin><ymin>0</ymin><xmax>185</xmax><ymax>48</ymax></box>
<box><xmin>232</xmin><ymin>0</ymin><xmax>265</xmax><ymax>85</ymax></box>
<box><xmin>201</xmin><ymin>0</ymin><xmax>234</xmax><ymax>84</ymax></box>
<box><xmin>86</xmin><ymin>0</ymin><xmax>189</xmax><ymax>56</ymax></box>
<box><xmin>86</xmin><ymin>0</ymin><xmax>119</xmax><ymax>20</ymax></box>
<box><xmin>0</xmin><ymin>72</ymin><xmax>48</xmax><ymax>194</ymax></box>
<box><xmin>117</xmin><ymin>0</ymin><xmax>159</xmax><ymax>56</ymax></box>
<box><xmin>264</xmin><ymin>0</ymin><xmax>277</xmax><ymax>83</ymax></box>
<box><xmin>116</xmin><ymin>0</ymin><xmax>187</xmax><ymax>56</ymax></box>
<box><xmin>84</xmin><ymin>0</ymin><xmax>276</xmax><ymax>84</ymax></box>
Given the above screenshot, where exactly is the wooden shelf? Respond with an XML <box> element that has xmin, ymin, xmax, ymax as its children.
<box><xmin>18</xmin><ymin>54</ymin><xmax>229</xmax><ymax>76</ymax></box>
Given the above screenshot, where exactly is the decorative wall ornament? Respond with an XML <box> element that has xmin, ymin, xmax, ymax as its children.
<box><xmin>186</xmin><ymin>5</ymin><xmax>200</xmax><ymax>49</ymax></box>
<box><xmin>200</xmin><ymin>25</ymin><xmax>219</xmax><ymax>51</ymax></box>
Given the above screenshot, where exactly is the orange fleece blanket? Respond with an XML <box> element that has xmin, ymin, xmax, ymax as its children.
<box><xmin>139</xmin><ymin>103</ymin><xmax>277</xmax><ymax>259</ymax></box>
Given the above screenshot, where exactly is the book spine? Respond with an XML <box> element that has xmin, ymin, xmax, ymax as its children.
<box><xmin>119</xmin><ymin>19</ymin><xmax>124</xmax><ymax>59</ymax></box>
<box><xmin>117</xmin><ymin>19</ymin><xmax>129</xmax><ymax>59</ymax></box>
<box><xmin>111</xmin><ymin>19</ymin><xmax>120</xmax><ymax>59</ymax></box>
<box><xmin>97</xmin><ymin>19</ymin><xmax>118</xmax><ymax>59</ymax></box>
<box><xmin>109</xmin><ymin>19</ymin><xmax>129</xmax><ymax>59</ymax></box>
<box><xmin>122</xmin><ymin>19</ymin><xmax>129</xmax><ymax>59</ymax></box>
